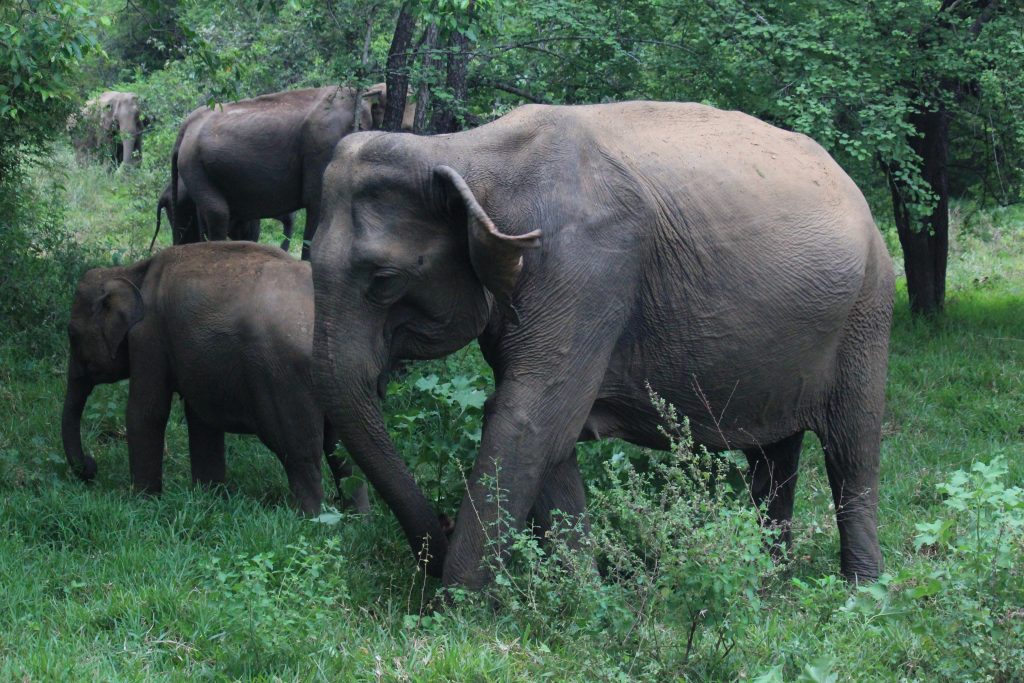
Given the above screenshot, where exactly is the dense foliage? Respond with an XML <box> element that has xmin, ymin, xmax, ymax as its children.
<box><xmin>46</xmin><ymin>0</ymin><xmax>1019</xmax><ymax>313</ymax></box>
<box><xmin>0</xmin><ymin>0</ymin><xmax>102</xmax><ymax>177</ymax></box>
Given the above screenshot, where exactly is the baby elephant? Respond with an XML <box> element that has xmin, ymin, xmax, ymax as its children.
<box><xmin>61</xmin><ymin>241</ymin><xmax>368</xmax><ymax>515</ymax></box>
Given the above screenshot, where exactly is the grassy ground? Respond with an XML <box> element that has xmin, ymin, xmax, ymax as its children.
<box><xmin>0</xmin><ymin>151</ymin><xmax>1021</xmax><ymax>681</ymax></box>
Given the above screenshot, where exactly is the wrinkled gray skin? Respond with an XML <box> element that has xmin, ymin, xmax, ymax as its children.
<box><xmin>172</xmin><ymin>84</ymin><xmax>413</xmax><ymax>260</ymax></box>
<box><xmin>62</xmin><ymin>242</ymin><xmax>369</xmax><ymax>515</ymax></box>
<box><xmin>71</xmin><ymin>91</ymin><xmax>143</xmax><ymax>167</ymax></box>
<box><xmin>311</xmin><ymin>101</ymin><xmax>895</xmax><ymax>586</ymax></box>
<box><xmin>152</xmin><ymin>179</ymin><xmax>295</xmax><ymax>251</ymax></box>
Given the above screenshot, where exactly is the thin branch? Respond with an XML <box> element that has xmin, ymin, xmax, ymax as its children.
<box><xmin>473</xmin><ymin>79</ymin><xmax>546</xmax><ymax>104</ymax></box>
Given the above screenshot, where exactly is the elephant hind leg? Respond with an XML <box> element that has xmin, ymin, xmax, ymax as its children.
<box><xmin>259</xmin><ymin>399</ymin><xmax>326</xmax><ymax>516</ymax></box>
<box><xmin>196</xmin><ymin>193</ymin><xmax>231</xmax><ymax>242</ymax></box>
<box><xmin>814</xmin><ymin>287</ymin><xmax>892</xmax><ymax>582</ymax></box>
<box><xmin>816</xmin><ymin>410</ymin><xmax>883</xmax><ymax>582</ymax></box>
<box><xmin>527</xmin><ymin>448</ymin><xmax>589</xmax><ymax>545</ymax></box>
<box><xmin>185</xmin><ymin>402</ymin><xmax>226</xmax><ymax>486</ymax></box>
<box><xmin>267</xmin><ymin>433</ymin><xmax>324</xmax><ymax>517</ymax></box>
<box><xmin>744</xmin><ymin>431</ymin><xmax>803</xmax><ymax>556</ymax></box>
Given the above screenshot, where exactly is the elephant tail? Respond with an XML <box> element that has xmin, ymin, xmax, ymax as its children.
<box><xmin>150</xmin><ymin>190</ymin><xmax>170</xmax><ymax>252</ymax></box>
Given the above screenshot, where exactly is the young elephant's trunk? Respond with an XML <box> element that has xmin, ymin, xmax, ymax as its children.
<box><xmin>61</xmin><ymin>360</ymin><xmax>97</xmax><ymax>480</ymax></box>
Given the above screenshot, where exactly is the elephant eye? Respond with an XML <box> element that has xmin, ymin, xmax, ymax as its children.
<box><xmin>367</xmin><ymin>268</ymin><xmax>409</xmax><ymax>306</ymax></box>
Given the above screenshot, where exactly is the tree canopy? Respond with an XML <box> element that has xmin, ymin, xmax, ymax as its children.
<box><xmin>5</xmin><ymin>0</ymin><xmax>1024</xmax><ymax>312</ymax></box>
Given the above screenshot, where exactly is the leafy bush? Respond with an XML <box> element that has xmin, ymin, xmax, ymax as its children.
<box><xmin>414</xmin><ymin>389</ymin><xmax>775</xmax><ymax>680</ymax></box>
<box><xmin>914</xmin><ymin>457</ymin><xmax>1023</xmax><ymax>588</ymax></box>
<box><xmin>0</xmin><ymin>0</ymin><xmax>101</xmax><ymax>178</ymax></box>
<box><xmin>906</xmin><ymin>457</ymin><xmax>1024</xmax><ymax>680</ymax></box>
<box><xmin>0</xmin><ymin>163</ymin><xmax>94</xmax><ymax>359</ymax></box>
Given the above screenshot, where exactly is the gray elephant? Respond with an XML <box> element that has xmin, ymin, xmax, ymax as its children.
<box><xmin>152</xmin><ymin>179</ymin><xmax>295</xmax><ymax>251</ymax></box>
<box><xmin>62</xmin><ymin>241</ymin><xmax>369</xmax><ymax>515</ymax></box>
<box><xmin>171</xmin><ymin>83</ymin><xmax>413</xmax><ymax>260</ymax></box>
<box><xmin>310</xmin><ymin>101</ymin><xmax>895</xmax><ymax>586</ymax></box>
<box><xmin>70</xmin><ymin>91</ymin><xmax>144</xmax><ymax>167</ymax></box>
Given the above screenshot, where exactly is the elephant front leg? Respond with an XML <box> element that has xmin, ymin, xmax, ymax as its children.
<box><xmin>744</xmin><ymin>431</ymin><xmax>803</xmax><ymax>558</ymax></box>
<box><xmin>125</xmin><ymin>372</ymin><xmax>173</xmax><ymax>495</ymax></box>
<box><xmin>444</xmin><ymin>363</ymin><xmax>610</xmax><ymax>589</ymax></box>
<box><xmin>185</xmin><ymin>402</ymin><xmax>226</xmax><ymax>486</ymax></box>
<box><xmin>273</xmin><ymin>431</ymin><xmax>327</xmax><ymax>517</ymax></box>
<box><xmin>279</xmin><ymin>213</ymin><xmax>295</xmax><ymax>253</ymax></box>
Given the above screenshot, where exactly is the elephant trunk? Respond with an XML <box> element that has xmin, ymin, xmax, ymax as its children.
<box><xmin>312</xmin><ymin>312</ymin><xmax>448</xmax><ymax>576</ymax></box>
<box><xmin>61</xmin><ymin>359</ymin><xmax>97</xmax><ymax>480</ymax></box>
<box><xmin>121</xmin><ymin>132</ymin><xmax>139</xmax><ymax>166</ymax></box>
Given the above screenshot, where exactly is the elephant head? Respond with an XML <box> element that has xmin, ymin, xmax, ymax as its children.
<box><xmin>310</xmin><ymin>133</ymin><xmax>539</xmax><ymax>573</ymax></box>
<box><xmin>96</xmin><ymin>91</ymin><xmax>143</xmax><ymax>166</ymax></box>
<box><xmin>362</xmin><ymin>83</ymin><xmax>416</xmax><ymax>131</ymax></box>
<box><xmin>62</xmin><ymin>266</ymin><xmax>147</xmax><ymax>480</ymax></box>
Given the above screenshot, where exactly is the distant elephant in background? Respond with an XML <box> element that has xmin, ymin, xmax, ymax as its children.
<box><xmin>310</xmin><ymin>101</ymin><xmax>895</xmax><ymax>585</ymax></box>
<box><xmin>61</xmin><ymin>242</ymin><xmax>369</xmax><ymax>515</ymax></box>
<box><xmin>69</xmin><ymin>91</ymin><xmax>144</xmax><ymax>167</ymax></box>
<box><xmin>170</xmin><ymin>83</ymin><xmax>413</xmax><ymax>260</ymax></box>
<box><xmin>151</xmin><ymin>179</ymin><xmax>295</xmax><ymax>251</ymax></box>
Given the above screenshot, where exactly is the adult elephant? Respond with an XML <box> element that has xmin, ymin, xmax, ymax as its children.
<box><xmin>310</xmin><ymin>101</ymin><xmax>895</xmax><ymax>587</ymax></box>
<box><xmin>172</xmin><ymin>83</ymin><xmax>412</xmax><ymax>260</ymax></box>
<box><xmin>70</xmin><ymin>91</ymin><xmax>144</xmax><ymax>167</ymax></box>
<box><xmin>61</xmin><ymin>242</ymin><xmax>369</xmax><ymax>515</ymax></box>
<box><xmin>151</xmin><ymin>179</ymin><xmax>295</xmax><ymax>251</ymax></box>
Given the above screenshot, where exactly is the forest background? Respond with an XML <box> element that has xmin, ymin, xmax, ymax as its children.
<box><xmin>0</xmin><ymin>1</ymin><xmax>1022</xmax><ymax>680</ymax></box>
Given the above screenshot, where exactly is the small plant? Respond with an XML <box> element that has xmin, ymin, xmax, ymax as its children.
<box><xmin>385</xmin><ymin>366</ymin><xmax>489</xmax><ymax>509</ymax></box>
<box><xmin>914</xmin><ymin>456</ymin><xmax>1023</xmax><ymax>588</ymax></box>
<box><xmin>202</xmin><ymin>536</ymin><xmax>350</xmax><ymax>670</ymax></box>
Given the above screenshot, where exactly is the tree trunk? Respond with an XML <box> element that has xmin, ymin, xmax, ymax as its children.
<box><xmin>383</xmin><ymin>2</ymin><xmax>416</xmax><ymax>132</ymax></box>
<box><xmin>887</xmin><ymin>108</ymin><xmax>951</xmax><ymax>316</ymax></box>
<box><xmin>431</xmin><ymin>1</ymin><xmax>475</xmax><ymax>134</ymax></box>
<box><xmin>413</xmin><ymin>23</ymin><xmax>440</xmax><ymax>134</ymax></box>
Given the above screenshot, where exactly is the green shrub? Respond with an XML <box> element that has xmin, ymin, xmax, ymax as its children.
<box><xmin>0</xmin><ymin>162</ymin><xmax>94</xmax><ymax>360</ymax></box>
<box><xmin>418</xmin><ymin>389</ymin><xmax>776</xmax><ymax>680</ymax></box>
<box><xmin>779</xmin><ymin>456</ymin><xmax>1024</xmax><ymax>682</ymax></box>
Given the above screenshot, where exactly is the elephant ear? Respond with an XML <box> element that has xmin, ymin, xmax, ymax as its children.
<box><xmin>434</xmin><ymin>165</ymin><xmax>542</xmax><ymax>324</ymax></box>
<box><xmin>96</xmin><ymin>278</ymin><xmax>145</xmax><ymax>360</ymax></box>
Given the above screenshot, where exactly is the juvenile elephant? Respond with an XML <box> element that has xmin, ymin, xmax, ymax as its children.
<box><xmin>171</xmin><ymin>83</ymin><xmax>413</xmax><ymax>260</ymax></box>
<box><xmin>152</xmin><ymin>179</ymin><xmax>295</xmax><ymax>251</ymax></box>
<box><xmin>310</xmin><ymin>101</ymin><xmax>895</xmax><ymax>586</ymax></box>
<box><xmin>70</xmin><ymin>91</ymin><xmax>144</xmax><ymax>167</ymax></box>
<box><xmin>61</xmin><ymin>242</ymin><xmax>369</xmax><ymax>515</ymax></box>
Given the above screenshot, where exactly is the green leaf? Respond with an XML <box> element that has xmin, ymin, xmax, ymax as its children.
<box><xmin>797</xmin><ymin>656</ymin><xmax>839</xmax><ymax>683</ymax></box>
<box><xmin>311</xmin><ymin>509</ymin><xmax>344</xmax><ymax>525</ymax></box>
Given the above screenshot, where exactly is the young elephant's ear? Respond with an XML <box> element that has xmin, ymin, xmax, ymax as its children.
<box><xmin>97</xmin><ymin>278</ymin><xmax>145</xmax><ymax>360</ymax></box>
<box><xmin>434</xmin><ymin>165</ymin><xmax>542</xmax><ymax>324</ymax></box>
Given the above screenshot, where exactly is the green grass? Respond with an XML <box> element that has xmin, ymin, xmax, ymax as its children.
<box><xmin>0</xmin><ymin>151</ymin><xmax>1021</xmax><ymax>681</ymax></box>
